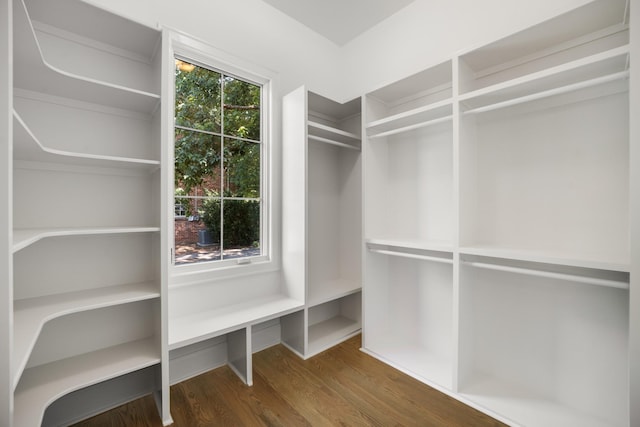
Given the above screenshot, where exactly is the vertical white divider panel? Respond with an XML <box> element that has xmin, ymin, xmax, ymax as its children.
<box><xmin>282</xmin><ymin>86</ymin><xmax>307</xmax><ymax>303</ymax></box>
<box><xmin>227</xmin><ymin>326</ymin><xmax>252</xmax><ymax>386</ymax></box>
<box><xmin>451</xmin><ymin>58</ymin><xmax>461</xmax><ymax>394</ymax></box>
<box><xmin>158</xmin><ymin>27</ymin><xmax>172</xmax><ymax>427</ymax></box>
<box><xmin>0</xmin><ymin>0</ymin><xmax>12</xmax><ymax>425</ymax></box>
<box><xmin>630</xmin><ymin>1</ymin><xmax>640</xmax><ymax>425</ymax></box>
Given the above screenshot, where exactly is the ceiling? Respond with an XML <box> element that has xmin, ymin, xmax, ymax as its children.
<box><xmin>261</xmin><ymin>0</ymin><xmax>416</xmax><ymax>46</ymax></box>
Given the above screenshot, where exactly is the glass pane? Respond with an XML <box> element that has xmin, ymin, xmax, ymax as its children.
<box><xmin>224</xmin><ymin>138</ymin><xmax>261</xmax><ymax>198</ymax></box>
<box><xmin>174</xmin><ymin>195</ymin><xmax>222</xmax><ymax>265</ymax></box>
<box><xmin>223</xmin><ymin>76</ymin><xmax>260</xmax><ymax>140</ymax></box>
<box><xmin>222</xmin><ymin>199</ymin><xmax>261</xmax><ymax>260</ymax></box>
<box><xmin>175</xmin><ymin>60</ymin><xmax>222</xmax><ymax>133</ymax></box>
<box><xmin>174</xmin><ymin>129</ymin><xmax>221</xmax><ymax>195</ymax></box>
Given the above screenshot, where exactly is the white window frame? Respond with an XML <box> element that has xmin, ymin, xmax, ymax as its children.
<box><xmin>166</xmin><ymin>30</ymin><xmax>275</xmax><ymax>279</ymax></box>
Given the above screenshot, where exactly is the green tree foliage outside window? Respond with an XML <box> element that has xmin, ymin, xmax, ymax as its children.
<box><xmin>174</xmin><ymin>59</ymin><xmax>262</xmax><ymax>261</ymax></box>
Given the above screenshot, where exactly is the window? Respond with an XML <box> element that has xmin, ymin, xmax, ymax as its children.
<box><xmin>173</xmin><ymin>58</ymin><xmax>264</xmax><ymax>266</ymax></box>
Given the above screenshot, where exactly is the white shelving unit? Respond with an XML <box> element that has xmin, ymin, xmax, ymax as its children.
<box><xmin>282</xmin><ymin>87</ymin><xmax>362</xmax><ymax>359</ymax></box>
<box><xmin>362</xmin><ymin>0</ymin><xmax>633</xmax><ymax>426</ymax></box>
<box><xmin>7</xmin><ymin>0</ymin><xmax>170</xmax><ymax>424</ymax></box>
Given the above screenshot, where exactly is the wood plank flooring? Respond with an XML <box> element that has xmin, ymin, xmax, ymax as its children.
<box><xmin>73</xmin><ymin>335</ymin><xmax>505</xmax><ymax>426</ymax></box>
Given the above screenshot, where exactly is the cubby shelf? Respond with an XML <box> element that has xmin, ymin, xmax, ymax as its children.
<box><xmin>13</xmin><ymin>111</ymin><xmax>160</xmax><ymax>171</ymax></box>
<box><xmin>307</xmin><ymin>279</ymin><xmax>360</xmax><ymax>307</ymax></box>
<box><xmin>14</xmin><ymin>0</ymin><xmax>160</xmax><ymax>114</ymax></box>
<box><xmin>12</xmin><ymin>282</ymin><xmax>159</xmax><ymax>390</ymax></box>
<box><xmin>307</xmin><ymin>315</ymin><xmax>361</xmax><ymax>357</ymax></box>
<box><xmin>13</xmin><ymin>338</ymin><xmax>160</xmax><ymax>427</ymax></box>
<box><xmin>12</xmin><ymin>226</ymin><xmax>160</xmax><ymax>253</ymax></box>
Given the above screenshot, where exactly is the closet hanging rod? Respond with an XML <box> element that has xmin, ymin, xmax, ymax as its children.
<box><xmin>464</xmin><ymin>261</ymin><xmax>629</xmax><ymax>290</ymax></box>
<box><xmin>307</xmin><ymin>134</ymin><xmax>360</xmax><ymax>151</ymax></box>
<box><xmin>367</xmin><ymin>115</ymin><xmax>452</xmax><ymax>139</ymax></box>
<box><xmin>462</xmin><ymin>70</ymin><xmax>629</xmax><ymax>115</ymax></box>
<box><xmin>368</xmin><ymin>248</ymin><xmax>453</xmax><ymax>264</ymax></box>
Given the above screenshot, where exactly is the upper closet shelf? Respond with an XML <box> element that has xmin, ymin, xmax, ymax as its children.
<box><xmin>13</xmin><ymin>338</ymin><xmax>159</xmax><ymax>427</ymax></box>
<box><xmin>13</xmin><ymin>0</ymin><xmax>160</xmax><ymax>114</ymax></box>
<box><xmin>13</xmin><ymin>226</ymin><xmax>160</xmax><ymax>253</ymax></box>
<box><xmin>13</xmin><ymin>112</ymin><xmax>160</xmax><ymax>170</ymax></box>
<box><xmin>366</xmin><ymin>99</ymin><xmax>453</xmax><ymax>138</ymax></box>
<box><xmin>460</xmin><ymin>45</ymin><xmax>629</xmax><ymax>114</ymax></box>
<box><xmin>308</xmin><ymin>121</ymin><xmax>360</xmax><ymax>150</ymax></box>
<box><xmin>12</xmin><ymin>282</ymin><xmax>160</xmax><ymax>390</ymax></box>
<box><xmin>459</xmin><ymin>245</ymin><xmax>630</xmax><ymax>274</ymax></box>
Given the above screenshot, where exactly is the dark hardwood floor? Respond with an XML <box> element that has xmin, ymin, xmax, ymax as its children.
<box><xmin>73</xmin><ymin>335</ymin><xmax>505</xmax><ymax>426</ymax></box>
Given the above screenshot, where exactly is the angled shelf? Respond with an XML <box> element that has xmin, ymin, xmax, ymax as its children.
<box><xmin>13</xmin><ymin>0</ymin><xmax>160</xmax><ymax>114</ymax></box>
<box><xmin>12</xmin><ymin>226</ymin><xmax>160</xmax><ymax>253</ymax></box>
<box><xmin>13</xmin><ymin>338</ymin><xmax>160</xmax><ymax>427</ymax></box>
<box><xmin>12</xmin><ymin>282</ymin><xmax>159</xmax><ymax>390</ymax></box>
<box><xmin>13</xmin><ymin>111</ymin><xmax>160</xmax><ymax>171</ymax></box>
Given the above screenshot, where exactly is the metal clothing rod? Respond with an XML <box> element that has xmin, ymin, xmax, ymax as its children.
<box><xmin>307</xmin><ymin>134</ymin><xmax>360</xmax><ymax>151</ymax></box>
<box><xmin>368</xmin><ymin>115</ymin><xmax>453</xmax><ymax>139</ymax></box>
<box><xmin>368</xmin><ymin>248</ymin><xmax>453</xmax><ymax>264</ymax></box>
<box><xmin>464</xmin><ymin>261</ymin><xmax>629</xmax><ymax>290</ymax></box>
<box><xmin>463</xmin><ymin>70</ymin><xmax>629</xmax><ymax>115</ymax></box>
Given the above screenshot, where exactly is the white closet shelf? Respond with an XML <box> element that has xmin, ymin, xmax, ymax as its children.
<box><xmin>13</xmin><ymin>337</ymin><xmax>159</xmax><ymax>427</ymax></box>
<box><xmin>362</xmin><ymin>341</ymin><xmax>452</xmax><ymax>390</ymax></box>
<box><xmin>459</xmin><ymin>45</ymin><xmax>629</xmax><ymax>112</ymax></box>
<box><xmin>24</xmin><ymin>0</ymin><xmax>161</xmax><ymax>60</ymax></box>
<box><xmin>13</xmin><ymin>112</ymin><xmax>160</xmax><ymax>171</ymax></box>
<box><xmin>307</xmin><ymin>278</ymin><xmax>361</xmax><ymax>308</ymax></box>
<box><xmin>366</xmin><ymin>98</ymin><xmax>453</xmax><ymax>138</ymax></box>
<box><xmin>14</xmin><ymin>0</ymin><xmax>160</xmax><ymax>114</ymax></box>
<box><xmin>459</xmin><ymin>245</ymin><xmax>629</xmax><ymax>273</ymax></box>
<box><xmin>308</xmin><ymin>134</ymin><xmax>360</xmax><ymax>151</ymax></box>
<box><xmin>460</xmin><ymin>375</ymin><xmax>620</xmax><ymax>427</ymax></box>
<box><xmin>308</xmin><ymin>120</ymin><xmax>359</xmax><ymax>141</ymax></box>
<box><xmin>13</xmin><ymin>226</ymin><xmax>161</xmax><ymax>253</ymax></box>
<box><xmin>366</xmin><ymin>238</ymin><xmax>454</xmax><ymax>254</ymax></box>
<box><xmin>12</xmin><ymin>282</ymin><xmax>159</xmax><ymax>390</ymax></box>
<box><xmin>169</xmin><ymin>294</ymin><xmax>304</xmax><ymax>350</ymax></box>
<box><xmin>307</xmin><ymin>316</ymin><xmax>361</xmax><ymax>358</ymax></box>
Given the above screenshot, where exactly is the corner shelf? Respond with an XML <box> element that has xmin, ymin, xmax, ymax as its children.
<box><xmin>12</xmin><ymin>282</ymin><xmax>159</xmax><ymax>390</ymax></box>
<box><xmin>13</xmin><ymin>338</ymin><xmax>160</xmax><ymax>427</ymax></box>
<box><xmin>13</xmin><ymin>111</ymin><xmax>160</xmax><ymax>171</ymax></box>
<box><xmin>12</xmin><ymin>226</ymin><xmax>160</xmax><ymax>253</ymax></box>
<box><xmin>13</xmin><ymin>0</ymin><xmax>160</xmax><ymax>114</ymax></box>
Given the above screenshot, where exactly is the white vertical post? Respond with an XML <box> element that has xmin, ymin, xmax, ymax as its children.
<box><xmin>0</xmin><ymin>0</ymin><xmax>12</xmax><ymax>425</ymax></box>
<box><xmin>629</xmin><ymin>1</ymin><xmax>640</xmax><ymax>426</ymax></box>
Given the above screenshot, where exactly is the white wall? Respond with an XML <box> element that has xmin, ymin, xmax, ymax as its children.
<box><xmin>85</xmin><ymin>0</ymin><xmax>342</xmax><ymax>98</ymax></box>
<box><xmin>339</xmin><ymin>0</ymin><xmax>594</xmax><ymax>100</ymax></box>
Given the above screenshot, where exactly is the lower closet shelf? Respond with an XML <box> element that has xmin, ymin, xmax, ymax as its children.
<box><xmin>308</xmin><ymin>315</ymin><xmax>360</xmax><ymax>357</ymax></box>
<box><xmin>363</xmin><ymin>340</ymin><xmax>452</xmax><ymax>390</ymax></box>
<box><xmin>13</xmin><ymin>338</ymin><xmax>160</xmax><ymax>427</ymax></box>
<box><xmin>460</xmin><ymin>375</ymin><xmax>623</xmax><ymax>427</ymax></box>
